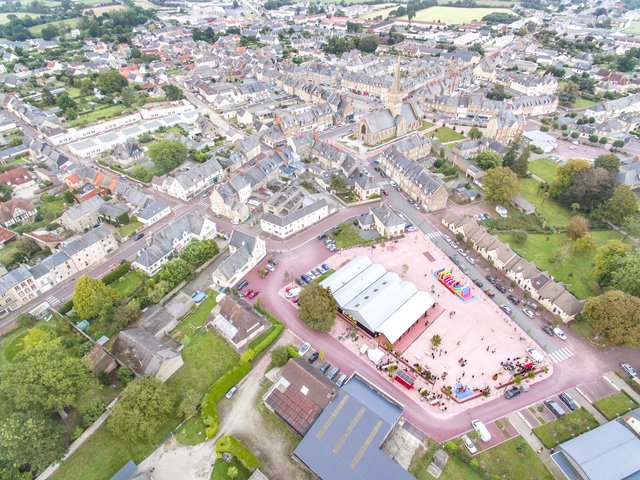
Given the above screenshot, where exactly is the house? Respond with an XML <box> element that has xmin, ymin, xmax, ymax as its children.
<box><xmin>0</xmin><ymin>198</ymin><xmax>37</xmax><ymax>227</ymax></box>
<box><xmin>294</xmin><ymin>374</ymin><xmax>415</xmax><ymax>480</ymax></box>
<box><xmin>210</xmin><ymin>294</ymin><xmax>269</xmax><ymax>350</ymax></box>
<box><xmin>0</xmin><ymin>167</ymin><xmax>36</xmax><ymax>195</ymax></box>
<box><xmin>133</xmin><ymin>214</ymin><xmax>217</xmax><ymax>275</ymax></box>
<box><xmin>0</xmin><ymin>226</ymin><xmax>17</xmax><ymax>247</ymax></box>
<box><xmin>135</xmin><ymin>199</ymin><xmax>171</xmax><ymax>226</ymax></box>
<box><xmin>141</xmin><ymin>291</ymin><xmax>195</xmax><ymax>338</ymax></box>
<box><xmin>523</xmin><ymin>130</ymin><xmax>557</xmax><ymax>153</ymax></box>
<box><xmin>485</xmin><ymin>104</ymin><xmax>525</xmax><ymax>144</ymax></box>
<box><xmin>0</xmin><ymin>266</ymin><xmax>38</xmax><ymax>314</ymax></box>
<box><xmin>112</xmin><ymin>141</ymin><xmax>143</xmax><ymax>167</ymax></box>
<box><xmin>260</xmin><ymin>199</ymin><xmax>330</xmax><ymax>239</ymax></box>
<box><xmin>263</xmin><ymin>358</ymin><xmax>337</xmax><ymax>436</ymax></box>
<box><xmin>151</xmin><ymin>159</ymin><xmax>223</xmax><ymax>201</ymax></box>
<box><xmin>24</xmin><ymin>230</ymin><xmax>60</xmax><ymax>249</ymax></box>
<box><xmin>60</xmin><ymin>196</ymin><xmax>105</xmax><ymax>232</ymax></box>
<box><xmin>61</xmin><ymin>226</ymin><xmax>118</xmax><ymax>271</ymax></box>
<box><xmin>110</xmin><ymin>328</ymin><xmax>183</xmax><ymax>382</ymax></box>
<box><xmin>30</xmin><ymin>251</ymin><xmax>78</xmax><ymax>293</ymax></box>
<box><xmin>211</xmin><ymin>230</ymin><xmax>266</xmax><ymax>289</ymax></box>
<box><xmin>353</xmin><ymin>171</ymin><xmax>380</xmax><ymax>200</ymax></box>
<box><xmin>359</xmin><ymin>204</ymin><xmax>405</xmax><ymax>238</ymax></box>
<box><xmin>209</xmin><ymin>181</ymin><xmax>252</xmax><ymax>222</ymax></box>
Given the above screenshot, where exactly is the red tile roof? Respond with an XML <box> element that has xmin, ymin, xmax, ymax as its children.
<box><xmin>0</xmin><ymin>167</ymin><xmax>33</xmax><ymax>187</ymax></box>
<box><xmin>0</xmin><ymin>226</ymin><xmax>17</xmax><ymax>244</ymax></box>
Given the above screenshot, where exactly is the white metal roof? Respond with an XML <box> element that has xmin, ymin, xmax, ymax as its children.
<box><xmin>331</xmin><ymin>264</ymin><xmax>387</xmax><ymax>308</ymax></box>
<box><xmin>377</xmin><ymin>290</ymin><xmax>435</xmax><ymax>344</ymax></box>
<box><xmin>320</xmin><ymin>255</ymin><xmax>372</xmax><ymax>296</ymax></box>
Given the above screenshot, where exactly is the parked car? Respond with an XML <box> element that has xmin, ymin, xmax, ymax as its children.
<box><xmin>524</xmin><ymin>300</ymin><xmax>538</xmax><ymax>309</ymax></box>
<box><xmin>484</xmin><ymin>290</ymin><xmax>495</xmax><ymax>298</ymax></box>
<box><xmin>406</xmin><ymin>225</ymin><xmax>417</xmax><ymax>232</ymax></box>
<box><xmin>236</xmin><ymin>280</ymin><xmax>249</xmax><ymax>290</ymax></box>
<box><xmin>382</xmin><ymin>189</ymin><xmax>389</xmax><ymax>196</ymax></box>
<box><xmin>545</xmin><ymin>400</ymin><xmax>567</xmax><ymax>418</ymax></box>
<box><xmin>559</xmin><ymin>392</ymin><xmax>577</xmax><ymax>411</ymax></box>
<box><xmin>522</xmin><ymin>308</ymin><xmax>535</xmax><ymax>319</ymax></box>
<box><xmin>231</xmin><ymin>219</ymin><xmax>240</xmax><ymax>225</ymax></box>
<box><xmin>265</xmin><ymin>263</ymin><xmax>275</xmax><ymax>272</ymax></box>
<box><xmin>542</xmin><ymin>325</ymin><xmax>554</xmax><ymax>336</ymax></box>
<box><xmin>504</xmin><ymin>387</ymin><xmax>521</xmax><ymax>399</ymax></box>
<box><xmin>318</xmin><ymin>233</ymin><xmax>327</xmax><ymax>240</ymax></box>
<box><xmin>133</xmin><ymin>232</ymin><xmax>144</xmax><ymax>241</ymax></box>
<box><xmin>485</xmin><ymin>275</ymin><xmax>496</xmax><ymax>283</ymax></box>
<box><xmin>336</xmin><ymin>373</ymin><xmax>348</xmax><ymax>387</ymax></box>
<box><xmin>466</xmin><ymin>257</ymin><xmax>476</xmax><ymax>265</ymax></box>
<box><xmin>621</xmin><ymin>363</ymin><xmax>637</xmax><ymax>377</ymax></box>
<box><xmin>389</xmin><ymin>181</ymin><xmax>397</xmax><ymax>187</ymax></box>
<box><xmin>507</xmin><ymin>294</ymin><xmax>520</xmax><ymax>305</ymax></box>
<box><xmin>269</xmin><ymin>258</ymin><xmax>279</xmax><ymax>265</ymax></box>
<box><xmin>495</xmin><ymin>284</ymin><xmax>507</xmax><ymax>293</ymax></box>
<box><xmin>225</xmin><ymin>386</ymin><xmax>238</xmax><ymax>399</ymax></box>
<box><xmin>473</xmin><ymin>279</ymin><xmax>483</xmax><ymax>287</ymax></box>
<box><xmin>443</xmin><ymin>234</ymin><xmax>451</xmax><ymax>241</ymax></box>
<box><xmin>553</xmin><ymin>327</ymin><xmax>567</xmax><ymax>341</ymax></box>
<box><xmin>249</xmin><ymin>290</ymin><xmax>259</xmax><ymax>299</ymax></box>
<box><xmin>500</xmin><ymin>304</ymin><xmax>512</xmax><ymax>315</ymax></box>
<box><xmin>298</xmin><ymin>342</ymin><xmax>311</xmax><ymax>356</ymax></box>
<box><xmin>461</xmin><ymin>434</ymin><xmax>477</xmax><ymax>454</ymax></box>
<box><xmin>320</xmin><ymin>362</ymin><xmax>330</xmax><ymax>374</ymax></box>
<box><xmin>321</xmin><ymin>264</ymin><xmax>330</xmax><ymax>271</ymax></box>
<box><xmin>243</xmin><ymin>289</ymin><xmax>254</xmax><ymax>298</ymax></box>
<box><xmin>308</xmin><ymin>352</ymin><xmax>319</xmax><ymax>364</ymax></box>
<box><xmin>326</xmin><ymin>366</ymin><xmax>340</xmax><ymax>380</ymax></box>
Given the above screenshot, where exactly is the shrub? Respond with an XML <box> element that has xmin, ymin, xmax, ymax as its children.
<box><xmin>249</xmin><ymin>324</ymin><xmax>284</xmax><ymax>356</ymax></box>
<box><xmin>17</xmin><ymin>313</ymin><xmax>37</xmax><ymax>328</ymax></box>
<box><xmin>101</xmin><ymin>262</ymin><xmax>131</xmax><ymax>285</ymax></box>
<box><xmin>97</xmin><ymin>371</ymin><xmax>111</xmax><ymax>385</ymax></box>
<box><xmin>201</xmin><ymin>399</ymin><xmax>219</xmax><ymax>438</ymax></box>
<box><xmin>270</xmin><ymin>346</ymin><xmax>290</xmax><ymax>367</ymax></box>
<box><xmin>444</xmin><ymin>441</ymin><xmax>458</xmax><ymax>454</ymax></box>
<box><xmin>215</xmin><ymin>435</ymin><xmax>260</xmax><ymax>470</ymax></box>
<box><xmin>240</xmin><ymin>349</ymin><xmax>255</xmax><ymax>363</ymax></box>
<box><xmin>117</xmin><ymin>367</ymin><xmax>134</xmax><ymax>384</ymax></box>
<box><xmin>205</xmin><ymin>361</ymin><xmax>252</xmax><ymax>403</ymax></box>
<box><xmin>59</xmin><ymin>300</ymin><xmax>74</xmax><ymax>315</ymax></box>
<box><xmin>78</xmin><ymin>398</ymin><xmax>106</xmax><ymax>427</ymax></box>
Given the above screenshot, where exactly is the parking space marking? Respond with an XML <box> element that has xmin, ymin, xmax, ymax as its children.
<box><xmin>548</xmin><ymin>347</ymin><xmax>574</xmax><ymax>363</ymax></box>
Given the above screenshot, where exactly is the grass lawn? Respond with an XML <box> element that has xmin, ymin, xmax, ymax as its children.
<box><xmin>0</xmin><ymin>242</ymin><xmax>21</xmax><ymax>268</ymax></box>
<box><xmin>359</xmin><ymin>5</ymin><xmax>398</xmax><ymax>19</ymax></box>
<box><xmin>594</xmin><ymin>391</ymin><xmax>639</xmax><ymax>420</ymax></box>
<box><xmin>477</xmin><ymin>436</ymin><xmax>552</xmax><ymax>479</ymax></box>
<box><xmin>624</xmin><ymin>20</ymin><xmax>640</xmax><ymax>36</ymax></box>
<box><xmin>528</xmin><ymin>158</ymin><xmax>558</xmax><ymax>184</ymax></box>
<box><xmin>39</xmin><ymin>197</ymin><xmax>67</xmax><ymax>223</ymax></box>
<box><xmin>210</xmin><ymin>457</ymin><xmax>251</xmax><ymax>480</ymax></box>
<box><xmin>110</xmin><ymin>270</ymin><xmax>147</xmax><ymax>299</ymax></box>
<box><xmin>172</xmin><ymin>290</ymin><xmax>217</xmax><ymax>345</ymax></box>
<box><xmin>52</xmin><ymin>331</ymin><xmax>238</xmax><ymax>480</ymax></box>
<box><xmin>0</xmin><ymin>322</ymin><xmax>55</xmax><ymax>365</ymax></box>
<box><xmin>175</xmin><ymin>416</ymin><xmax>207</xmax><ymax>446</ymax></box>
<box><xmin>402</xmin><ymin>6</ymin><xmax>517</xmax><ymax>23</ymax></box>
<box><xmin>28</xmin><ymin>17</ymin><xmax>82</xmax><ymax>35</ymax></box>
<box><xmin>0</xmin><ymin>12</ymin><xmax>35</xmax><ymax>24</ymax></box>
<box><xmin>518</xmin><ymin>177</ymin><xmax>572</xmax><ymax>227</ymax></box>
<box><xmin>330</xmin><ymin>223</ymin><xmax>377</xmax><ymax>249</ymax></box>
<box><xmin>498</xmin><ymin>230</ymin><xmax>622</xmax><ymax>299</ymax></box>
<box><xmin>574</xmin><ymin>97</ymin><xmax>596</xmax><ymax>109</ymax></box>
<box><xmin>418</xmin><ymin>121</ymin><xmax>435</xmax><ymax>131</ymax></box>
<box><xmin>117</xmin><ymin>221</ymin><xmax>142</xmax><ymax>238</ymax></box>
<box><xmin>67</xmin><ymin>104</ymin><xmax>134</xmax><ymax>128</ymax></box>
<box><xmin>429</xmin><ymin>126</ymin><xmax>465</xmax><ymax>143</ymax></box>
<box><xmin>533</xmin><ymin>408</ymin><xmax>599</xmax><ymax>448</ymax></box>
<box><xmin>0</xmin><ymin>156</ymin><xmax>29</xmax><ymax>169</ymax></box>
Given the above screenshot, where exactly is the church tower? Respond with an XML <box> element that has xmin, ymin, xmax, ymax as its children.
<box><xmin>386</xmin><ymin>57</ymin><xmax>404</xmax><ymax>117</ymax></box>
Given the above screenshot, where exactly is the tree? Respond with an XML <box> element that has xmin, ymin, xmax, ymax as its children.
<box><xmin>0</xmin><ymin>412</ymin><xmax>65</xmax><ymax>475</ymax></box>
<box><xmin>502</xmin><ymin>136</ymin><xmax>522</xmax><ymax>170</ymax></box>
<box><xmin>469</xmin><ymin>42</ymin><xmax>485</xmax><ymax>56</ymax></box>
<box><xmin>622</xmin><ymin>214</ymin><xmax>640</xmax><ymax>239</ymax></box>
<box><xmin>270</xmin><ymin>346</ymin><xmax>290</xmax><ymax>367</ymax></box>
<box><xmin>298</xmin><ymin>283</ymin><xmax>337</xmax><ymax>332</ymax></box>
<box><xmin>600</xmin><ymin>185</ymin><xmax>638</xmax><ymax>225</ymax></box>
<box><xmin>574</xmin><ymin>235</ymin><xmax>596</xmax><ymax>252</ymax></box>
<box><xmin>120</xmin><ymin>86</ymin><xmax>136</xmax><ymax>107</ymax></box>
<box><xmin>227</xmin><ymin>466</ymin><xmax>239</xmax><ymax>479</ymax></box>
<box><xmin>482</xmin><ymin>166</ymin><xmax>519</xmax><ymax>204</ymax></box>
<box><xmin>511</xmin><ymin>230</ymin><xmax>528</xmax><ymax>245</ymax></box>
<box><xmin>475</xmin><ymin>151</ymin><xmax>501</xmax><ymax>170</ymax></box>
<box><xmin>55</xmin><ymin>92</ymin><xmax>76</xmax><ymax>112</ymax></box>
<box><xmin>108</xmin><ymin>377</ymin><xmax>174</xmax><ymax>441</ymax></box>
<box><xmin>550</xmin><ymin>158</ymin><xmax>591</xmax><ymax>198</ymax></box>
<box><xmin>512</xmin><ymin>145</ymin><xmax>530</xmax><ymax>178</ymax></box>
<box><xmin>612</xmin><ymin>139</ymin><xmax>625</xmax><ymax>148</ymax></box>
<box><xmin>609</xmin><ymin>250</ymin><xmax>640</xmax><ymax>297</ymax></box>
<box><xmin>558</xmin><ymin>82</ymin><xmax>579</xmax><ymax>107</ymax></box>
<box><xmin>111</xmin><ymin>304</ymin><xmax>140</xmax><ymax>331</ymax></box>
<box><xmin>148</xmin><ymin>140</ymin><xmax>188</xmax><ymax>173</ymax></box>
<box><xmin>588</xmin><ymin>134</ymin><xmax>599</xmax><ymax>143</ymax></box>
<box><xmin>594</xmin><ymin>153</ymin><xmax>620</xmax><ymax>174</ymax></box>
<box><xmin>358</xmin><ymin>35</ymin><xmax>379</xmax><ymax>53</ymax></box>
<box><xmin>40</xmin><ymin>24</ymin><xmax>58</xmax><ymax>40</ymax></box>
<box><xmin>96</xmin><ymin>69</ymin><xmax>128</xmax><ymax>95</ymax></box>
<box><xmin>594</xmin><ymin>240</ymin><xmax>631</xmax><ymax>287</ymax></box>
<box><xmin>72</xmin><ymin>276</ymin><xmax>118</xmax><ymax>319</ymax></box>
<box><xmin>177</xmin><ymin>390</ymin><xmax>201</xmax><ymax>419</ymax></box>
<box><xmin>0</xmin><ymin>339</ymin><xmax>96</xmax><ymax>414</ymax></box>
<box><xmin>430</xmin><ymin>334</ymin><xmax>442</xmax><ymax>349</ymax></box>
<box><xmin>565</xmin><ymin>215</ymin><xmax>589</xmax><ymax>239</ymax></box>
<box><xmin>0</xmin><ymin>182</ymin><xmax>11</xmax><ymax>202</ymax></box>
<box><xmin>16</xmin><ymin>313</ymin><xmax>37</xmax><ymax>328</ymax></box>
<box><xmin>329</xmin><ymin>174</ymin><xmax>349</xmax><ymax>193</ymax></box>
<box><xmin>163</xmin><ymin>84</ymin><xmax>184</xmax><ymax>101</ymax></box>
<box><xmin>556</xmin><ymin>167</ymin><xmax>615</xmax><ymax>212</ymax></box>
<box><xmin>581</xmin><ymin>290</ymin><xmax>640</xmax><ymax>347</ymax></box>
<box><xmin>180</xmin><ymin>239</ymin><xmax>219</xmax><ymax>268</ymax></box>
<box><xmin>468</xmin><ymin>126</ymin><xmax>482</xmax><ymax>139</ymax></box>
<box><xmin>158</xmin><ymin>258</ymin><xmax>193</xmax><ymax>287</ymax></box>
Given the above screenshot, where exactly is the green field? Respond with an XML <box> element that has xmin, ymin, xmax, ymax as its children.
<box><xmin>111</xmin><ymin>270</ymin><xmax>147</xmax><ymax>298</ymax></box>
<box><xmin>624</xmin><ymin>20</ymin><xmax>640</xmax><ymax>36</ymax></box>
<box><xmin>533</xmin><ymin>408</ymin><xmax>599</xmax><ymax>448</ymax></box>
<box><xmin>117</xmin><ymin>221</ymin><xmax>142</xmax><ymax>238</ymax></box>
<box><xmin>594</xmin><ymin>391</ymin><xmax>639</xmax><ymax>420</ymax></box>
<box><xmin>441</xmin><ymin>0</ymin><xmax>519</xmax><ymax>5</ymax></box>
<box><xmin>28</xmin><ymin>16</ymin><xmax>82</xmax><ymax>35</ymax></box>
<box><xmin>498</xmin><ymin>230</ymin><xmax>623</xmax><ymax>299</ymax></box>
<box><xmin>171</xmin><ymin>290</ymin><xmax>217</xmax><ymax>344</ymax></box>
<box><xmin>0</xmin><ymin>12</ymin><xmax>36</xmax><ymax>24</ymax></box>
<box><xmin>574</xmin><ymin>98</ymin><xmax>597</xmax><ymax>109</ymax></box>
<box><xmin>528</xmin><ymin>157</ymin><xmax>558</xmax><ymax>184</ymax></box>
<box><xmin>68</xmin><ymin>104</ymin><xmax>134</xmax><ymax>127</ymax></box>
<box><xmin>429</xmin><ymin>126</ymin><xmax>465</xmax><ymax>143</ymax></box>
<box><xmin>175</xmin><ymin>416</ymin><xmax>207</xmax><ymax>446</ymax></box>
<box><xmin>0</xmin><ymin>322</ymin><xmax>55</xmax><ymax>365</ymax></box>
<box><xmin>402</xmin><ymin>6</ymin><xmax>517</xmax><ymax>24</ymax></box>
<box><xmin>51</xmin><ymin>331</ymin><xmax>239</xmax><ymax>480</ymax></box>
<box><xmin>359</xmin><ymin>5</ymin><xmax>398</xmax><ymax>19</ymax></box>
<box><xmin>210</xmin><ymin>457</ymin><xmax>251</xmax><ymax>480</ymax></box>
<box><xmin>518</xmin><ymin>177</ymin><xmax>572</xmax><ymax>227</ymax></box>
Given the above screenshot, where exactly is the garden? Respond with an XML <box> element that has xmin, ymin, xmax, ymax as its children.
<box><xmin>594</xmin><ymin>391</ymin><xmax>639</xmax><ymax>420</ymax></box>
<box><xmin>330</xmin><ymin>222</ymin><xmax>380</xmax><ymax>249</ymax></box>
<box><xmin>532</xmin><ymin>408</ymin><xmax>599</xmax><ymax>448</ymax></box>
<box><xmin>428</xmin><ymin>126</ymin><xmax>465</xmax><ymax>144</ymax></box>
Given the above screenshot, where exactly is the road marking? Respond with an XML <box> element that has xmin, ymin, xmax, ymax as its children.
<box><xmin>548</xmin><ymin>347</ymin><xmax>574</xmax><ymax>363</ymax></box>
<box><xmin>424</xmin><ymin>231</ymin><xmax>442</xmax><ymax>239</ymax></box>
<box><xmin>44</xmin><ymin>295</ymin><xmax>60</xmax><ymax>306</ymax></box>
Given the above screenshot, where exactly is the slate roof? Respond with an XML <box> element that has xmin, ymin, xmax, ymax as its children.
<box><xmin>110</xmin><ymin>328</ymin><xmax>181</xmax><ymax>377</ymax></box>
<box><xmin>371</xmin><ymin>204</ymin><xmax>404</xmax><ymax>228</ymax></box>
<box><xmin>261</xmin><ymin>199</ymin><xmax>327</xmax><ymax>228</ymax></box>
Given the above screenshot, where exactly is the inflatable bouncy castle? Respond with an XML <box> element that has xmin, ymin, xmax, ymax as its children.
<box><xmin>434</xmin><ymin>267</ymin><xmax>472</xmax><ymax>300</ymax></box>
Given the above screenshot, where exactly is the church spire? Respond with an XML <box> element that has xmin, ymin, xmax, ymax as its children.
<box><xmin>390</xmin><ymin>56</ymin><xmax>402</xmax><ymax>95</ymax></box>
<box><xmin>386</xmin><ymin>56</ymin><xmax>404</xmax><ymax>116</ymax></box>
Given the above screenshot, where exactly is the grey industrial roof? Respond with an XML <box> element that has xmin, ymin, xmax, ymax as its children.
<box><xmin>294</xmin><ymin>375</ymin><xmax>413</xmax><ymax>480</ymax></box>
<box><xmin>560</xmin><ymin>418</ymin><xmax>640</xmax><ymax>480</ymax></box>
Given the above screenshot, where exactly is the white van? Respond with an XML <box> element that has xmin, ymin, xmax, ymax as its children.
<box><xmin>471</xmin><ymin>420</ymin><xmax>492</xmax><ymax>443</ymax></box>
<box><xmin>527</xmin><ymin>348</ymin><xmax>544</xmax><ymax>363</ymax></box>
<box><xmin>495</xmin><ymin>205</ymin><xmax>508</xmax><ymax>218</ymax></box>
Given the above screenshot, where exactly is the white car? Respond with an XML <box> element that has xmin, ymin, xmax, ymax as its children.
<box><xmin>621</xmin><ymin>363</ymin><xmax>638</xmax><ymax>377</ymax></box>
<box><xmin>522</xmin><ymin>308</ymin><xmax>535</xmax><ymax>319</ymax></box>
<box><xmin>231</xmin><ymin>219</ymin><xmax>240</xmax><ymax>225</ymax></box>
<box><xmin>298</xmin><ymin>342</ymin><xmax>311</xmax><ymax>356</ymax></box>
<box><xmin>553</xmin><ymin>327</ymin><xmax>567</xmax><ymax>341</ymax></box>
<box><xmin>265</xmin><ymin>263</ymin><xmax>275</xmax><ymax>272</ymax></box>
<box><xmin>461</xmin><ymin>434</ymin><xmax>477</xmax><ymax>454</ymax></box>
<box><xmin>466</xmin><ymin>257</ymin><xmax>476</xmax><ymax>265</ymax></box>
<box><xmin>443</xmin><ymin>234</ymin><xmax>451</xmax><ymax>241</ymax></box>
<box><xmin>389</xmin><ymin>181</ymin><xmax>397</xmax><ymax>187</ymax></box>
<box><xmin>406</xmin><ymin>225</ymin><xmax>417</xmax><ymax>232</ymax></box>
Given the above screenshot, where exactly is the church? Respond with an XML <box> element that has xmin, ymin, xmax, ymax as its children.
<box><xmin>355</xmin><ymin>60</ymin><xmax>424</xmax><ymax>145</ymax></box>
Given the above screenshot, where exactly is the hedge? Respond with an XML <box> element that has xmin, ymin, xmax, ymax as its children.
<box><xmin>58</xmin><ymin>300</ymin><xmax>74</xmax><ymax>315</ymax></box>
<box><xmin>215</xmin><ymin>435</ymin><xmax>260</xmax><ymax>470</ymax></box>
<box><xmin>101</xmin><ymin>262</ymin><xmax>131</xmax><ymax>285</ymax></box>
<box><xmin>250</xmin><ymin>324</ymin><xmax>284</xmax><ymax>356</ymax></box>
<box><xmin>201</xmin><ymin>398</ymin><xmax>219</xmax><ymax>439</ymax></box>
<box><xmin>205</xmin><ymin>360</ymin><xmax>252</xmax><ymax>404</ymax></box>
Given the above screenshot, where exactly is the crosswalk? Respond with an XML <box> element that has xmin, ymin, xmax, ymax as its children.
<box><xmin>196</xmin><ymin>199</ymin><xmax>209</xmax><ymax>208</ymax></box>
<box><xmin>424</xmin><ymin>231</ymin><xmax>442</xmax><ymax>239</ymax></box>
<box><xmin>44</xmin><ymin>295</ymin><xmax>60</xmax><ymax>307</ymax></box>
<box><xmin>549</xmin><ymin>347</ymin><xmax>575</xmax><ymax>364</ymax></box>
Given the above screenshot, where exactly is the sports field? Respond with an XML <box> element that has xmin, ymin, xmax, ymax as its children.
<box><xmin>359</xmin><ymin>4</ymin><xmax>399</xmax><ymax>20</ymax></box>
<box><xmin>402</xmin><ymin>6</ymin><xmax>517</xmax><ymax>23</ymax></box>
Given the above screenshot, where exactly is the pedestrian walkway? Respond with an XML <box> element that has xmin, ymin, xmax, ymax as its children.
<box><xmin>44</xmin><ymin>295</ymin><xmax>60</xmax><ymax>306</ymax></box>
<box><xmin>424</xmin><ymin>231</ymin><xmax>442</xmax><ymax>239</ymax></box>
<box><xmin>548</xmin><ymin>347</ymin><xmax>574</xmax><ymax>363</ymax></box>
<box><xmin>568</xmin><ymin>387</ymin><xmax>607</xmax><ymax>425</ymax></box>
<box><xmin>604</xmin><ymin>371</ymin><xmax>640</xmax><ymax>403</ymax></box>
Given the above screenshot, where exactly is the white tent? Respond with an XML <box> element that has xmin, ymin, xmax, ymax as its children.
<box><xmin>367</xmin><ymin>348</ymin><xmax>385</xmax><ymax>365</ymax></box>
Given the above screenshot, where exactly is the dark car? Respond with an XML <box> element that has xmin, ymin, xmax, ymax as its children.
<box><xmin>504</xmin><ymin>387</ymin><xmax>521</xmax><ymax>399</ymax></box>
<box><xmin>236</xmin><ymin>280</ymin><xmax>248</xmax><ymax>291</ymax></box>
<box><xmin>132</xmin><ymin>232</ymin><xmax>145</xmax><ymax>241</ymax></box>
<box><xmin>318</xmin><ymin>233</ymin><xmax>327</xmax><ymax>240</ymax></box>
<box><xmin>295</xmin><ymin>277</ymin><xmax>304</xmax><ymax>286</ymax></box>
<box><xmin>495</xmin><ymin>284</ymin><xmax>507</xmax><ymax>293</ymax></box>
<box><xmin>507</xmin><ymin>294</ymin><xmax>520</xmax><ymax>305</ymax></box>
<box><xmin>485</xmin><ymin>275</ymin><xmax>496</xmax><ymax>283</ymax></box>
<box><xmin>559</xmin><ymin>392</ymin><xmax>577</xmax><ymax>411</ymax></box>
<box><xmin>380</xmin><ymin>171</ymin><xmax>387</xmax><ymax>178</ymax></box>
<box><xmin>308</xmin><ymin>352</ymin><xmax>320</xmax><ymax>364</ymax></box>
<box><xmin>319</xmin><ymin>362</ymin><xmax>330</xmax><ymax>374</ymax></box>
<box><xmin>382</xmin><ymin>189</ymin><xmax>389</xmax><ymax>196</ymax></box>
<box><xmin>473</xmin><ymin>279</ymin><xmax>483</xmax><ymax>287</ymax></box>
<box><xmin>542</xmin><ymin>325</ymin><xmax>554</xmax><ymax>336</ymax></box>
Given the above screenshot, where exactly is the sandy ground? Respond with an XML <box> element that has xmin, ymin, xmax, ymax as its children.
<box><xmin>320</xmin><ymin>232</ymin><xmax>552</xmax><ymax>418</ymax></box>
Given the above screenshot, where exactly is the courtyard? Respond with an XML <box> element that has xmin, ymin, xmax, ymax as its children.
<box><xmin>320</xmin><ymin>232</ymin><xmax>553</xmax><ymax>418</ymax></box>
